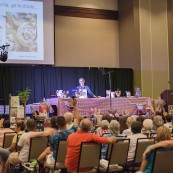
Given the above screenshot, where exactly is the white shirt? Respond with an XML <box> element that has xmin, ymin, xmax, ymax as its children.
<box><xmin>18</xmin><ymin>132</ymin><xmax>32</xmax><ymax>162</ymax></box>
<box><xmin>127</xmin><ymin>133</ymin><xmax>147</xmax><ymax>161</ymax></box>
<box><xmin>122</xmin><ymin>128</ymin><xmax>132</xmax><ymax>136</ymax></box>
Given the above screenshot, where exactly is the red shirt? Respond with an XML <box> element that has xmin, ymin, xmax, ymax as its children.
<box><xmin>65</xmin><ymin>131</ymin><xmax>109</xmax><ymax>172</ymax></box>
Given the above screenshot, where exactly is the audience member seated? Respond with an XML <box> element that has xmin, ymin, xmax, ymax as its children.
<box><xmin>138</xmin><ymin>126</ymin><xmax>171</xmax><ymax>173</ymax></box>
<box><xmin>136</xmin><ymin>116</ymin><xmax>146</xmax><ymax>123</ymax></box>
<box><xmin>0</xmin><ymin>121</ymin><xmax>25</xmax><ymax>172</ymax></box>
<box><xmin>64</xmin><ymin>112</ymin><xmax>74</xmax><ymax>130</ymax></box>
<box><xmin>25</xmin><ymin>116</ymin><xmax>59</xmax><ymax>144</ymax></box>
<box><xmin>96</xmin><ymin>120</ymin><xmax>110</xmax><ymax>136</ymax></box>
<box><xmin>126</xmin><ymin>121</ymin><xmax>147</xmax><ymax>167</ymax></box>
<box><xmin>122</xmin><ymin>117</ymin><xmax>136</xmax><ymax>136</ymax></box>
<box><xmin>153</xmin><ymin>115</ymin><xmax>164</xmax><ymax>131</ymax></box>
<box><xmin>101</xmin><ymin>115</ymin><xmax>113</xmax><ymax>123</ymax></box>
<box><xmin>101</xmin><ymin>120</ymin><xmax>126</xmax><ymax>159</ymax></box>
<box><xmin>65</xmin><ymin>118</ymin><xmax>117</xmax><ymax>172</ymax></box>
<box><xmin>3</xmin><ymin>119</ymin><xmax>37</xmax><ymax>173</ymax></box>
<box><xmin>0</xmin><ymin>120</ymin><xmax>14</xmax><ymax>147</ymax></box>
<box><xmin>142</xmin><ymin>119</ymin><xmax>154</xmax><ymax>137</ymax></box>
<box><xmin>31</xmin><ymin>111</ymin><xmax>39</xmax><ymax>120</ymax></box>
<box><xmin>164</xmin><ymin>114</ymin><xmax>173</xmax><ymax>132</ymax></box>
<box><xmin>23</xmin><ymin>98</ymin><xmax>80</xmax><ymax>172</ymax></box>
<box><xmin>119</xmin><ymin>115</ymin><xmax>128</xmax><ymax>134</ymax></box>
<box><xmin>23</xmin><ymin>116</ymin><xmax>78</xmax><ymax>172</ymax></box>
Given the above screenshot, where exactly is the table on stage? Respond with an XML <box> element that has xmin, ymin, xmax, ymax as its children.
<box><xmin>58</xmin><ymin>97</ymin><xmax>151</xmax><ymax>116</ymax></box>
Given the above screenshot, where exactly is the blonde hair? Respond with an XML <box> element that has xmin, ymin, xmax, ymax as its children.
<box><xmin>126</xmin><ymin>117</ymin><xmax>136</xmax><ymax>128</ymax></box>
<box><xmin>109</xmin><ymin>120</ymin><xmax>120</xmax><ymax>134</ymax></box>
<box><xmin>156</xmin><ymin>126</ymin><xmax>171</xmax><ymax>142</ymax></box>
<box><xmin>64</xmin><ymin>112</ymin><xmax>73</xmax><ymax>124</ymax></box>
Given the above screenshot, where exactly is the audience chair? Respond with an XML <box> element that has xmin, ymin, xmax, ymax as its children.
<box><xmin>45</xmin><ymin>140</ymin><xmax>67</xmax><ymax>172</ymax></box>
<box><xmin>77</xmin><ymin>142</ymin><xmax>101</xmax><ymax>173</ymax></box>
<box><xmin>22</xmin><ymin>136</ymin><xmax>48</xmax><ymax>172</ymax></box>
<box><xmin>28</xmin><ymin>136</ymin><xmax>49</xmax><ymax>161</ymax></box>
<box><xmin>132</xmin><ymin>138</ymin><xmax>155</xmax><ymax>171</ymax></box>
<box><xmin>152</xmin><ymin>148</ymin><xmax>173</xmax><ymax>173</ymax></box>
<box><xmin>2</xmin><ymin>132</ymin><xmax>16</xmax><ymax>148</ymax></box>
<box><xmin>99</xmin><ymin>139</ymin><xmax>130</xmax><ymax>173</ymax></box>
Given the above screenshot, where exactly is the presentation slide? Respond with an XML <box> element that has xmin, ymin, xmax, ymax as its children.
<box><xmin>0</xmin><ymin>0</ymin><xmax>54</xmax><ymax>65</ymax></box>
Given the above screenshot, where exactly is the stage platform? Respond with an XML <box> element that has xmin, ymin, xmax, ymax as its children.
<box><xmin>0</xmin><ymin>97</ymin><xmax>151</xmax><ymax>117</ymax></box>
<box><xmin>58</xmin><ymin>97</ymin><xmax>151</xmax><ymax>116</ymax></box>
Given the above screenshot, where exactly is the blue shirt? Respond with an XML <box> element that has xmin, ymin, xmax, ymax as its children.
<box><xmin>76</xmin><ymin>85</ymin><xmax>95</xmax><ymax>98</ymax></box>
<box><xmin>50</xmin><ymin>125</ymin><xmax>77</xmax><ymax>159</ymax></box>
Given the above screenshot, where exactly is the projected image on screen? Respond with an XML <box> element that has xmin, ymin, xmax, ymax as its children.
<box><xmin>0</xmin><ymin>0</ymin><xmax>54</xmax><ymax>65</ymax></box>
<box><xmin>6</xmin><ymin>12</ymin><xmax>37</xmax><ymax>52</ymax></box>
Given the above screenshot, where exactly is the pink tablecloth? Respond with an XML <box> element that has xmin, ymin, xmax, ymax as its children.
<box><xmin>58</xmin><ymin>97</ymin><xmax>151</xmax><ymax>116</ymax></box>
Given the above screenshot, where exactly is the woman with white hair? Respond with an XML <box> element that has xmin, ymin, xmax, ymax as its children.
<box><xmin>96</xmin><ymin>120</ymin><xmax>110</xmax><ymax>136</ymax></box>
<box><xmin>142</xmin><ymin>119</ymin><xmax>154</xmax><ymax>137</ymax></box>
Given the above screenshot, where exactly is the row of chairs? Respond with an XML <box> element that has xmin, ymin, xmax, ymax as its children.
<box><xmin>45</xmin><ymin>138</ymin><xmax>155</xmax><ymax>173</ymax></box>
<box><xmin>2</xmin><ymin>132</ymin><xmax>173</xmax><ymax>173</ymax></box>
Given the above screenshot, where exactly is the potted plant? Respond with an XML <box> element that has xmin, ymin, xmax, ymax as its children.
<box><xmin>17</xmin><ymin>88</ymin><xmax>31</xmax><ymax>118</ymax></box>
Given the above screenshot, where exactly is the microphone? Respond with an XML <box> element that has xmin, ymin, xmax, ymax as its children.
<box><xmin>0</xmin><ymin>44</ymin><xmax>10</xmax><ymax>49</ymax></box>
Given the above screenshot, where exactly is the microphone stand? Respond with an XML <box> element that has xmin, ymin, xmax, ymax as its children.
<box><xmin>98</xmin><ymin>68</ymin><xmax>114</xmax><ymax>109</ymax></box>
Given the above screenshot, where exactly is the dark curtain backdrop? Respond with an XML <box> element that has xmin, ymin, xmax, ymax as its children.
<box><xmin>0</xmin><ymin>66</ymin><xmax>134</xmax><ymax>104</ymax></box>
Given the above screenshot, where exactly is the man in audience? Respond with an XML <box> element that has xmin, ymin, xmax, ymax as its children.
<box><xmin>23</xmin><ymin>99</ymin><xmax>79</xmax><ymax>172</ymax></box>
<box><xmin>3</xmin><ymin>119</ymin><xmax>37</xmax><ymax>173</ymax></box>
<box><xmin>23</xmin><ymin>116</ymin><xmax>77</xmax><ymax>172</ymax></box>
<box><xmin>65</xmin><ymin>118</ymin><xmax>117</xmax><ymax>172</ymax></box>
<box><xmin>127</xmin><ymin>121</ymin><xmax>147</xmax><ymax>167</ymax></box>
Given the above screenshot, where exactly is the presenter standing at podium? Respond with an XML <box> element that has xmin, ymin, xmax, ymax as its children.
<box><xmin>77</xmin><ymin>78</ymin><xmax>96</xmax><ymax>98</ymax></box>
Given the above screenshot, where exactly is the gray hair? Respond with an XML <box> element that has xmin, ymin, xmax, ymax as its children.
<box><xmin>109</xmin><ymin>120</ymin><xmax>120</xmax><ymax>134</ymax></box>
<box><xmin>80</xmin><ymin>118</ymin><xmax>92</xmax><ymax>132</ymax></box>
<box><xmin>143</xmin><ymin>119</ymin><xmax>153</xmax><ymax>130</ymax></box>
<box><xmin>153</xmin><ymin>115</ymin><xmax>164</xmax><ymax>128</ymax></box>
<box><xmin>100</xmin><ymin>120</ymin><xmax>109</xmax><ymax>130</ymax></box>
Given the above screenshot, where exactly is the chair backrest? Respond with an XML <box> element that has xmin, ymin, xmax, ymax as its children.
<box><xmin>28</xmin><ymin>136</ymin><xmax>48</xmax><ymax>162</ymax></box>
<box><xmin>77</xmin><ymin>142</ymin><xmax>101</xmax><ymax>173</ymax></box>
<box><xmin>109</xmin><ymin>139</ymin><xmax>130</xmax><ymax>165</ymax></box>
<box><xmin>134</xmin><ymin>138</ymin><xmax>155</xmax><ymax>164</ymax></box>
<box><xmin>3</xmin><ymin>132</ymin><xmax>16</xmax><ymax>148</ymax></box>
<box><xmin>152</xmin><ymin>148</ymin><xmax>173</xmax><ymax>173</ymax></box>
<box><xmin>54</xmin><ymin>140</ymin><xmax>67</xmax><ymax>168</ymax></box>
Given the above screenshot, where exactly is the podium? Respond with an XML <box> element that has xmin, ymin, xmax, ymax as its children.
<box><xmin>161</xmin><ymin>90</ymin><xmax>173</xmax><ymax>111</ymax></box>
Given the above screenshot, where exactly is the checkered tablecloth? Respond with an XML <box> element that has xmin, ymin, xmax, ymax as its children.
<box><xmin>58</xmin><ymin>97</ymin><xmax>151</xmax><ymax>116</ymax></box>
